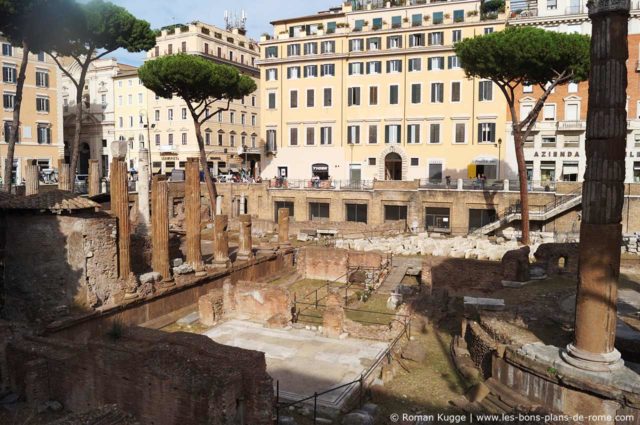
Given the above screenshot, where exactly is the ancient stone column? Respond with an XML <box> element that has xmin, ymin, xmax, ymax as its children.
<box><xmin>216</xmin><ymin>195</ymin><xmax>223</xmax><ymax>215</ymax></box>
<box><xmin>152</xmin><ymin>175</ymin><xmax>172</xmax><ymax>282</ymax></box>
<box><xmin>24</xmin><ymin>160</ymin><xmax>39</xmax><ymax>196</ymax></box>
<box><xmin>110</xmin><ymin>152</ymin><xmax>133</xmax><ymax>294</ymax></box>
<box><xmin>278</xmin><ymin>208</ymin><xmax>290</xmax><ymax>246</ymax></box>
<box><xmin>237</xmin><ymin>214</ymin><xmax>254</xmax><ymax>261</ymax></box>
<box><xmin>212</xmin><ymin>214</ymin><xmax>230</xmax><ymax>268</ymax></box>
<box><xmin>57</xmin><ymin>158</ymin><xmax>71</xmax><ymax>192</ymax></box>
<box><xmin>562</xmin><ymin>0</ymin><xmax>629</xmax><ymax>372</ymax></box>
<box><xmin>137</xmin><ymin>149</ymin><xmax>150</xmax><ymax>231</ymax></box>
<box><xmin>185</xmin><ymin>158</ymin><xmax>203</xmax><ymax>271</ymax></box>
<box><xmin>88</xmin><ymin>159</ymin><xmax>100</xmax><ymax>197</ymax></box>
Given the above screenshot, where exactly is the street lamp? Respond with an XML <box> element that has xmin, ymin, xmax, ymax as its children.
<box><xmin>497</xmin><ymin>137</ymin><xmax>503</xmax><ymax>180</ymax></box>
<box><xmin>140</xmin><ymin>109</ymin><xmax>154</xmax><ymax>175</ymax></box>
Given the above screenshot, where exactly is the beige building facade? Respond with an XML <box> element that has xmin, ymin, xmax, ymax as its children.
<box><xmin>1</xmin><ymin>36</ymin><xmax>63</xmax><ymax>185</ymax></box>
<box><xmin>113</xmin><ymin>69</ymin><xmax>149</xmax><ymax>173</ymax></box>
<box><xmin>146</xmin><ymin>21</ymin><xmax>261</xmax><ymax>178</ymax></box>
<box><xmin>258</xmin><ymin>0</ymin><xmax>508</xmax><ymax>185</ymax></box>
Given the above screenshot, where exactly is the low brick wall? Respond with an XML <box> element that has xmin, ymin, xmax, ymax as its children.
<box><xmin>464</xmin><ymin>320</ymin><xmax>497</xmax><ymax>379</ymax></box>
<box><xmin>422</xmin><ymin>256</ymin><xmax>503</xmax><ymax>293</ymax></box>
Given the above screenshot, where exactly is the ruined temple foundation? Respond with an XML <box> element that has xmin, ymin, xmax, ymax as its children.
<box><xmin>152</xmin><ymin>175</ymin><xmax>172</xmax><ymax>285</ymax></box>
<box><xmin>88</xmin><ymin>159</ymin><xmax>100</xmax><ymax>197</ymax></box>
<box><xmin>57</xmin><ymin>159</ymin><xmax>71</xmax><ymax>192</ymax></box>
<box><xmin>236</xmin><ymin>214</ymin><xmax>254</xmax><ymax>262</ymax></box>
<box><xmin>111</xmin><ymin>152</ymin><xmax>137</xmax><ymax>299</ymax></box>
<box><xmin>212</xmin><ymin>214</ymin><xmax>231</xmax><ymax>269</ymax></box>
<box><xmin>24</xmin><ymin>160</ymin><xmax>39</xmax><ymax>196</ymax></box>
<box><xmin>185</xmin><ymin>158</ymin><xmax>203</xmax><ymax>273</ymax></box>
<box><xmin>278</xmin><ymin>208</ymin><xmax>291</xmax><ymax>248</ymax></box>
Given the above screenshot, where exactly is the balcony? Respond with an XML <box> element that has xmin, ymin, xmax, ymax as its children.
<box><xmin>510</xmin><ymin>8</ymin><xmax>538</xmax><ymax>19</ymax></box>
<box><xmin>159</xmin><ymin>145</ymin><xmax>178</xmax><ymax>153</ymax></box>
<box><xmin>557</xmin><ymin>120</ymin><xmax>586</xmax><ymax>131</ymax></box>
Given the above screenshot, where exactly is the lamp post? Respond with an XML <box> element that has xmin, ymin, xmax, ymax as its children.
<box><xmin>140</xmin><ymin>110</ymin><xmax>154</xmax><ymax>175</ymax></box>
<box><xmin>497</xmin><ymin>137</ymin><xmax>502</xmax><ymax>180</ymax></box>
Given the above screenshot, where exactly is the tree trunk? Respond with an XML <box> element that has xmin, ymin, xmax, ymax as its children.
<box><xmin>563</xmin><ymin>1</ymin><xmax>628</xmax><ymax>371</ymax></box>
<box><xmin>69</xmin><ymin>64</ymin><xmax>90</xmax><ymax>192</ymax></box>
<box><xmin>512</xmin><ymin>127</ymin><xmax>530</xmax><ymax>245</ymax></box>
<box><xmin>3</xmin><ymin>41</ymin><xmax>29</xmax><ymax>193</ymax></box>
<box><xmin>193</xmin><ymin>121</ymin><xmax>218</xmax><ymax>218</ymax></box>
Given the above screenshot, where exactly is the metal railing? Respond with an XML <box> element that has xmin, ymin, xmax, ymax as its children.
<box><xmin>267</xmin><ymin>179</ymin><xmax>373</xmax><ymax>191</ymax></box>
<box><xmin>508</xmin><ymin>180</ymin><xmax>557</xmax><ymax>192</ymax></box>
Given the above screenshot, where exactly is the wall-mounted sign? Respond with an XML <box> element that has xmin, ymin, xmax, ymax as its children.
<box><xmin>533</xmin><ymin>151</ymin><xmax>580</xmax><ymax>158</ymax></box>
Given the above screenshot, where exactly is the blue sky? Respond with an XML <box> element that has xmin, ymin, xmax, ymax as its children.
<box><xmin>105</xmin><ymin>0</ymin><xmax>339</xmax><ymax>65</ymax></box>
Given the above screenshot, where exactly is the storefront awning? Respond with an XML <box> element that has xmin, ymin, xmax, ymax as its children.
<box><xmin>541</xmin><ymin>163</ymin><xmax>556</xmax><ymax>170</ymax></box>
<box><xmin>562</xmin><ymin>164</ymin><xmax>579</xmax><ymax>174</ymax></box>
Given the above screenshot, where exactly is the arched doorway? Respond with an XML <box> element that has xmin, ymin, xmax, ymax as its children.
<box><xmin>385</xmin><ymin>153</ymin><xmax>402</xmax><ymax>180</ymax></box>
<box><xmin>78</xmin><ymin>142</ymin><xmax>90</xmax><ymax>175</ymax></box>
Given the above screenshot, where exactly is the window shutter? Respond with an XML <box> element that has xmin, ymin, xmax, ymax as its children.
<box><xmin>478</xmin><ymin>124</ymin><xmax>483</xmax><ymax>142</ymax></box>
<box><xmin>386</xmin><ymin>61</ymin><xmax>391</xmax><ymax>73</ymax></box>
<box><xmin>427</xmin><ymin>59</ymin><xmax>432</xmax><ymax>71</ymax></box>
<box><xmin>385</xmin><ymin>125</ymin><xmax>390</xmax><ymax>143</ymax></box>
<box><xmin>490</xmin><ymin>123</ymin><xmax>496</xmax><ymax>142</ymax></box>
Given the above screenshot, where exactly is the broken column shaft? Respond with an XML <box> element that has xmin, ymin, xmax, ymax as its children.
<box><xmin>137</xmin><ymin>149</ymin><xmax>150</xmax><ymax>232</ymax></box>
<box><xmin>152</xmin><ymin>175</ymin><xmax>172</xmax><ymax>282</ymax></box>
<box><xmin>110</xmin><ymin>157</ymin><xmax>131</xmax><ymax>279</ymax></box>
<box><xmin>212</xmin><ymin>214</ymin><xmax>230</xmax><ymax>268</ymax></box>
<box><xmin>24</xmin><ymin>160</ymin><xmax>39</xmax><ymax>196</ymax></box>
<box><xmin>57</xmin><ymin>159</ymin><xmax>71</xmax><ymax>192</ymax></box>
<box><xmin>237</xmin><ymin>214</ymin><xmax>254</xmax><ymax>261</ymax></box>
<box><xmin>185</xmin><ymin>158</ymin><xmax>203</xmax><ymax>270</ymax></box>
<box><xmin>88</xmin><ymin>159</ymin><xmax>100</xmax><ymax>197</ymax></box>
<box><xmin>278</xmin><ymin>208</ymin><xmax>290</xmax><ymax>247</ymax></box>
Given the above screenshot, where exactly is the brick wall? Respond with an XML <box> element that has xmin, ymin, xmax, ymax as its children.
<box><xmin>422</xmin><ymin>256</ymin><xmax>503</xmax><ymax>294</ymax></box>
<box><xmin>297</xmin><ymin>246</ymin><xmax>349</xmax><ymax>282</ymax></box>
<box><xmin>3</xmin><ymin>212</ymin><xmax>118</xmax><ymax>321</ymax></box>
<box><xmin>7</xmin><ymin>327</ymin><xmax>273</xmax><ymax>424</ymax></box>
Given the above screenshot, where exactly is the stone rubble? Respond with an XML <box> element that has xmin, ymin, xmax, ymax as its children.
<box><xmin>335</xmin><ymin>232</ymin><xmax>549</xmax><ymax>262</ymax></box>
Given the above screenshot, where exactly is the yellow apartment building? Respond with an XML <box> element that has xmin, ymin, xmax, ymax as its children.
<box><xmin>258</xmin><ymin>0</ymin><xmax>508</xmax><ymax>184</ymax></box>
<box><xmin>113</xmin><ymin>69</ymin><xmax>149</xmax><ymax>173</ymax></box>
<box><xmin>146</xmin><ymin>21</ymin><xmax>261</xmax><ymax>177</ymax></box>
<box><xmin>1</xmin><ymin>36</ymin><xmax>63</xmax><ymax>185</ymax></box>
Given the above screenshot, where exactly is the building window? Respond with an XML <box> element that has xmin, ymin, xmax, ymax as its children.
<box><xmin>324</xmin><ymin>88</ymin><xmax>332</xmax><ymax>107</ymax></box>
<box><xmin>182</xmin><ymin>133</ymin><xmax>187</xmax><ymax>145</ymax></box>
<box><xmin>384</xmin><ymin>205</ymin><xmax>408</xmax><ymax>221</ymax></box>
<box><xmin>451</xmin><ymin>82</ymin><xmax>461</xmax><ymax>102</ymax></box>
<box><xmin>2</xmin><ymin>66</ymin><xmax>16</xmax><ymax>83</ymax></box>
<box><xmin>348</xmin><ymin>87</ymin><xmax>361</xmax><ymax>106</ymax></box>
<box><xmin>369</xmin><ymin>86</ymin><xmax>378</xmax><ymax>105</ymax></box>
<box><xmin>387</xmin><ymin>35</ymin><xmax>402</xmax><ymax>49</ymax></box>
<box><xmin>347</xmin><ymin>125</ymin><xmax>360</xmax><ymax>144</ymax></box>
<box><xmin>348</xmin><ymin>62</ymin><xmax>364</xmax><ymax>76</ymax></box>
<box><xmin>290</xmin><ymin>91</ymin><xmax>298</xmax><ymax>108</ymax></box>
<box><xmin>321</xmin><ymin>41</ymin><xmax>335</xmax><ymax>54</ymax></box>
<box><xmin>304</xmin><ymin>42</ymin><xmax>317</xmax><ymax>55</ymax></box>
<box><xmin>389</xmin><ymin>85</ymin><xmax>399</xmax><ymax>105</ymax></box>
<box><xmin>479</xmin><ymin>81</ymin><xmax>493</xmax><ymax>101</ymax></box>
<box><xmin>448</xmin><ymin>56</ymin><xmax>461</xmax><ymax>69</ymax></box>
<box><xmin>2</xmin><ymin>44</ymin><xmax>12</xmax><ymax>56</ymax></box>
<box><xmin>453</xmin><ymin>9</ymin><xmax>465</xmax><ymax>22</ymax></box>
<box><xmin>541</xmin><ymin>161</ymin><xmax>556</xmax><ymax>182</ymax></box>
<box><xmin>428</xmin><ymin>32</ymin><xmax>444</xmax><ymax>46</ymax></box>
<box><xmin>368</xmin><ymin>125</ymin><xmax>378</xmax><ymax>144</ymax></box>
<box><xmin>426</xmin><ymin>207</ymin><xmax>450</xmax><ymax>232</ymax></box>
<box><xmin>37</xmin><ymin>125</ymin><xmax>51</xmax><ymax>145</ymax></box>
<box><xmin>408</xmin><ymin>124</ymin><xmax>420</xmax><ymax>144</ymax></box>
<box><xmin>266</xmin><ymin>68</ymin><xmax>278</xmax><ymax>81</ymax></box>
<box><xmin>544</xmin><ymin>104</ymin><xmax>556</xmax><ymax>121</ymax></box>
<box><xmin>346</xmin><ymin>204</ymin><xmax>367</xmax><ymax>223</ymax></box>
<box><xmin>2</xmin><ymin>92</ymin><xmax>15</xmax><ymax>110</ymax></box>
<box><xmin>367</xmin><ymin>61</ymin><xmax>382</xmax><ymax>75</ymax></box>
<box><xmin>411</xmin><ymin>84</ymin><xmax>421</xmax><ymax>104</ymax></box>
<box><xmin>35</xmin><ymin>71</ymin><xmax>49</xmax><ymax>88</ymax></box>
<box><xmin>349</xmin><ymin>39</ymin><xmax>364</xmax><ymax>52</ymax></box>
<box><xmin>409</xmin><ymin>33</ymin><xmax>425</xmax><ymax>47</ymax></box>
<box><xmin>320</xmin><ymin>127</ymin><xmax>332</xmax><ymax>145</ymax></box>
<box><xmin>265</xmin><ymin>46</ymin><xmax>278</xmax><ymax>58</ymax></box>
<box><xmin>478</xmin><ymin>123</ymin><xmax>496</xmax><ymax>143</ymax></box>
<box><xmin>168</xmin><ymin>109</ymin><xmax>174</xmax><ymax>120</ymax></box>
<box><xmin>368</xmin><ymin>158</ymin><xmax>377</xmax><ymax>166</ymax></box>
<box><xmin>287</xmin><ymin>66</ymin><xmax>300</xmax><ymax>79</ymax></box>
<box><xmin>205</xmin><ymin>132</ymin><xmax>212</xmax><ymax>146</ymax></box>
<box><xmin>386</xmin><ymin>60</ymin><xmax>402</xmax><ymax>73</ymax></box>
<box><xmin>309</xmin><ymin>202</ymin><xmax>330</xmax><ymax>221</ymax></box>
<box><xmin>36</xmin><ymin>97</ymin><xmax>50</xmax><ymax>113</ymax></box>
<box><xmin>304</xmin><ymin>65</ymin><xmax>318</xmax><ymax>78</ymax></box>
<box><xmin>306</xmin><ymin>127</ymin><xmax>315</xmax><ymax>145</ymax></box>
<box><xmin>431</xmin><ymin>83</ymin><xmax>444</xmax><ymax>103</ymax></box>
<box><xmin>542</xmin><ymin>136</ymin><xmax>556</xmax><ymax>146</ymax></box>
<box><xmin>368</xmin><ymin>37</ymin><xmax>381</xmax><ymax>51</ymax></box>
<box><xmin>428</xmin><ymin>57</ymin><xmax>444</xmax><ymax>71</ymax></box>
<box><xmin>484</xmin><ymin>27</ymin><xmax>494</xmax><ymax>34</ymax></box>
<box><xmin>429</xmin><ymin>123</ymin><xmax>441</xmax><ymax>144</ymax></box>
<box><xmin>155</xmin><ymin>134</ymin><xmax>161</xmax><ymax>146</ymax></box>
<box><xmin>455</xmin><ymin>123</ymin><xmax>466</xmax><ymax>144</ymax></box>
<box><xmin>562</xmin><ymin>162</ymin><xmax>579</xmax><ymax>181</ymax></box>
<box><xmin>268</xmin><ymin>92</ymin><xmax>276</xmax><ymax>109</ymax></box>
<box><xmin>411</xmin><ymin>158</ymin><xmax>419</xmax><ymax>166</ymax></box>
<box><xmin>385</xmin><ymin>125</ymin><xmax>401</xmax><ymax>144</ymax></box>
<box><xmin>168</xmin><ymin>133</ymin><xmax>174</xmax><ymax>145</ymax></box>
<box><xmin>409</xmin><ymin>58</ymin><xmax>422</xmax><ymax>72</ymax></box>
<box><xmin>320</xmin><ymin>64</ymin><xmax>335</xmax><ymax>77</ymax></box>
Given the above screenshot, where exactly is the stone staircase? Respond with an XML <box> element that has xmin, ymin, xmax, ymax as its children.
<box><xmin>473</xmin><ymin>189</ymin><xmax>582</xmax><ymax>236</ymax></box>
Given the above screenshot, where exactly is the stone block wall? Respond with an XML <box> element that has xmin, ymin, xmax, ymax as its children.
<box><xmin>533</xmin><ymin>243</ymin><xmax>579</xmax><ymax>278</ymax></box>
<box><xmin>198</xmin><ymin>289</ymin><xmax>224</xmax><ymax>326</ymax></box>
<box><xmin>3</xmin><ymin>212</ymin><xmax>118</xmax><ymax>321</ymax></box>
<box><xmin>464</xmin><ymin>320</ymin><xmax>497</xmax><ymax>379</ymax></box>
<box><xmin>6</xmin><ymin>327</ymin><xmax>274</xmax><ymax>425</ymax></box>
<box><xmin>297</xmin><ymin>246</ymin><xmax>349</xmax><ymax>283</ymax></box>
<box><xmin>226</xmin><ymin>280</ymin><xmax>292</xmax><ymax>324</ymax></box>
